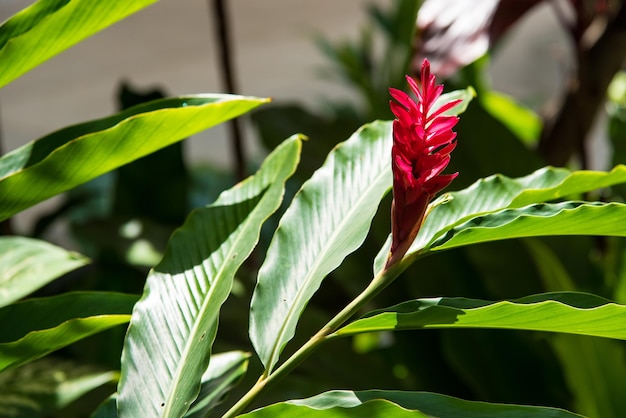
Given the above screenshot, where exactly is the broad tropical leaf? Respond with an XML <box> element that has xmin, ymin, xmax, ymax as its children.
<box><xmin>335</xmin><ymin>292</ymin><xmax>626</xmax><ymax>340</ymax></box>
<box><xmin>0</xmin><ymin>292</ymin><xmax>137</xmax><ymax>372</ymax></box>
<box><xmin>430</xmin><ymin>201</ymin><xmax>626</xmax><ymax>251</ymax></box>
<box><xmin>0</xmin><ymin>94</ymin><xmax>268</xmax><ymax>221</ymax></box>
<box><xmin>184</xmin><ymin>351</ymin><xmax>250</xmax><ymax>418</ymax></box>
<box><xmin>0</xmin><ymin>0</ymin><xmax>157</xmax><ymax>89</ymax></box>
<box><xmin>372</xmin><ymin>165</ymin><xmax>626</xmax><ymax>272</ymax></box>
<box><xmin>415</xmin><ymin>165</ymin><xmax>626</xmax><ymax>253</ymax></box>
<box><xmin>0</xmin><ymin>236</ymin><xmax>88</xmax><ymax>308</ymax></box>
<box><xmin>249</xmin><ymin>121</ymin><xmax>392</xmax><ymax>373</ymax></box>
<box><xmin>0</xmin><ymin>357</ymin><xmax>118</xmax><ymax>418</ymax></box>
<box><xmin>240</xmin><ymin>390</ymin><xmax>582</xmax><ymax>417</ymax></box>
<box><xmin>116</xmin><ymin>136</ymin><xmax>302</xmax><ymax>418</ymax></box>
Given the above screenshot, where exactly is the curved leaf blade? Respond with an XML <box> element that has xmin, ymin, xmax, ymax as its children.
<box><xmin>116</xmin><ymin>137</ymin><xmax>302</xmax><ymax>418</ymax></box>
<box><xmin>336</xmin><ymin>292</ymin><xmax>626</xmax><ymax>340</ymax></box>
<box><xmin>0</xmin><ymin>236</ymin><xmax>88</xmax><ymax>308</ymax></box>
<box><xmin>249</xmin><ymin>121</ymin><xmax>392</xmax><ymax>373</ymax></box>
<box><xmin>415</xmin><ymin>165</ymin><xmax>626</xmax><ymax>254</ymax></box>
<box><xmin>0</xmin><ymin>94</ymin><xmax>268</xmax><ymax>221</ymax></box>
<box><xmin>430</xmin><ymin>201</ymin><xmax>626</xmax><ymax>251</ymax></box>
<box><xmin>0</xmin><ymin>292</ymin><xmax>137</xmax><ymax>372</ymax></box>
<box><xmin>240</xmin><ymin>390</ymin><xmax>582</xmax><ymax>417</ymax></box>
<box><xmin>0</xmin><ymin>0</ymin><xmax>157</xmax><ymax>88</ymax></box>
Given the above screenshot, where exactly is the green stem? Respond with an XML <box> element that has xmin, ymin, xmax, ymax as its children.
<box><xmin>221</xmin><ymin>262</ymin><xmax>403</xmax><ymax>418</ymax></box>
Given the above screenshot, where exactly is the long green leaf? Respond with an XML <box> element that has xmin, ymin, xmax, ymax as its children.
<box><xmin>0</xmin><ymin>236</ymin><xmax>88</xmax><ymax>308</ymax></box>
<box><xmin>430</xmin><ymin>201</ymin><xmax>626</xmax><ymax>251</ymax></box>
<box><xmin>116</xmin><ymin>136</ymin><xmax>302</xmax><ymax>418</ymax></box>
<box><xmin>415</xmin><ymin>165</ymin><xmax>626</xmax><ymax>254</ymax></box>
<box><xmin>335</xmin><ymin>292</ymin><xmax>626</xmax><ymax>340</ymax></box>
<box><xmin>0</xmin><ymin>94</ymin><xmax>267</xmax><ymax>221</ymax></box>
<box><xmin>240</xmin><ymin>390</ymin><xmax>582</xmax><ymax>417</ymax></box>
<box><xmin>375</xmin><ymin>166</ymin><xmax>626</xmax><ymax>273</ymax></box>
<box><xmin>0</xmin><ymin>0</ymin><xmax>158</xmax><ymax>89</ymax></box>
<box><xmin>249</xmin><ymin>121</ymin><xmax>392</xmax><ymax>373</ymax></box>
<box><xmin>372</xmin><ymin>165</ymin><xmax>626</xmax><ymax>272</ymax></box>
<box><xmin>0</xmin><ymin>292</ymin><xmax>137</xmax><ymax>372</ymax></box>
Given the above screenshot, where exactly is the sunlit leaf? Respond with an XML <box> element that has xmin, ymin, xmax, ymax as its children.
<box><xmin>117</xmin><ymin>137</ymin><xmax>302</xmax><ymax>418</ymax></box>
<box><xmin>430</xmin><ymin>202</ymin><xmax>626</xmax><ymax>251</ymax></box>
<box><xmin>240</xmin><ymin>390</ymin><xmax>582</xmax><ymax>417</ymax></box>
<box><xmin>0</xmin><ymin>0</ymin><xmax>158</xmax><ymax>88</ymax></box>
<box><xmin>0</xmin><ymin>236</ymin><xmax>88</xmax><ymax>308</ymax></box>
<box><xmin>375</xmin><ymin>165</ymin><xmax>626</xmax><ymax>273</ymax></box>
<box><xmin>336</xmin><ymin>292</ymin><xmax>626</xmax><ymax>340</ymax></box>
<box><xmin>0</xmin><ymin>94</ymin><xmax>268</xmax><ymax>221</ymax></box>
<box><xmin>249</xmin><ymin>121</ymin><xmax>392</xmax><ymax>373</ymax></box>
<box><xmin>0</xmin><ymin>292</ymin><xmax>137</xmax><ymax>372</ymax></box>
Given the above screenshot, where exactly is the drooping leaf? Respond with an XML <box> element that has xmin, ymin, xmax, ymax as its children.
<box><xmin>249</xmin><ymin>121</ymin><xmax>393</xmax><ymax>373</ymax></box>
<box><xmin>430</xmin><ymin>201</ymin><xmax>626</xmax><ymax>251</ymax></box>
<box><xmin>0</xmin><ymin>357</ymin><xmax>117</xmax><ymax>418</ymax></box>
<box><xmin>240</xmin><ymin>390</ymin><xmax>582</xmax><ymax>417</ymax></box>
<box><xmin>0</xmin><ymin>292</ymin><xmax>137</xmax><ymax>372</ymax></box>
<box><xmin>116</xmin><ymin>136</ymin><xmax>302</xmax><ymax>418</ymax></box>
<box><xmin>335</xmin><ymin>292</ymin><xmax>626</xmax><ymax>340</ymax></box>
<box><xmin>0</xmin><ymin>0</ymin><xmax>158</xmax><ymax>89</ymax></box>
<box><xmin>184</xmin><ymin>351</ymin><xmax>250</xmax><ymax>418</ymax></box>
<box><xmin>0</xmin><ymin>236</ymin><xmax>88</xmax><ymax>308</ymax></box>
<box><xmin>0</xmin><ymin>94</ymin><xmax>268</xmax><ymax>221</ymax></box>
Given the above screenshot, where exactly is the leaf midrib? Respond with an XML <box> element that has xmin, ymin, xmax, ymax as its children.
<box><xmin>162</xmin><ymin>181</ymin><xmax>280</xmax><ymax>417</ymax></box>
<box><xmin>266</xmin><ymin>152</ymin><xmax>389</xmax><ymax>372</ymax></box>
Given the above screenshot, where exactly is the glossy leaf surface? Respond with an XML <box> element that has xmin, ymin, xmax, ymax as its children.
<box><xmin>241</xmin><ymin>390</ymin><xmax>581</xmax><ymax>417</ymax></box>
<box><xmin>430</xmin><ymin>201</ymin><xmax>626</xmax><ymax>251</ymax></box>
<box><xmin>336</xmin><ymin>292</ymin><xmax>626</xmax><ymax>340</ymax></box>
<box><xmin>0</xmin><ymin>236</ymin><xmax>88</xmax><ymax>308</ymax></box>
<box><xmin>0</xmin><ymin>94</ymin><xmax>268</xmax><ymax>221</ymax></box>
<box><xmin>117</xmin><ymin>137</ymin><xmax>301</xmax><ymax>418</ymax></box>
<box><xmin>250</xmin><ymin>121</ymin><xmax>392</xmax><ymax>373</ymax></box>
<box><xmin>0</xmin><ymin>292</ymin><xmax>137</xmax><ymax>372</ymax></box>
<box><xmin>0</xmin><ymin>0</ymin><xmax>157</xmax><ymax>88</ymax></box>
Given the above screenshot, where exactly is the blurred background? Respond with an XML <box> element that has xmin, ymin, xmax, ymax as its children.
<box><xmin>0</xmin><ymin>0</ymin><xmax>571</xmax><ymax>236</ymax></box>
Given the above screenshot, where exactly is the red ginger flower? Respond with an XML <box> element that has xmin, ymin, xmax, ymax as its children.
<box><xmin>386</xmin><ymin>59</ymin><xmax>461</xmax><ymax>268</ymax></box>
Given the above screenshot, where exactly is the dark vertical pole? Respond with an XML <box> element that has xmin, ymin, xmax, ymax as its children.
<box><xmin>210</xmin><ymin>0</ymin><xmax>246</xmax><ymax>181</ymax></box>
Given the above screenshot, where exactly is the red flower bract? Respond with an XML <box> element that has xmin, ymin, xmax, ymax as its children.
<box><xmin>386</xmin><ymin>59</ymin><xmax>461</xmax><ymax>268</ymax></box>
